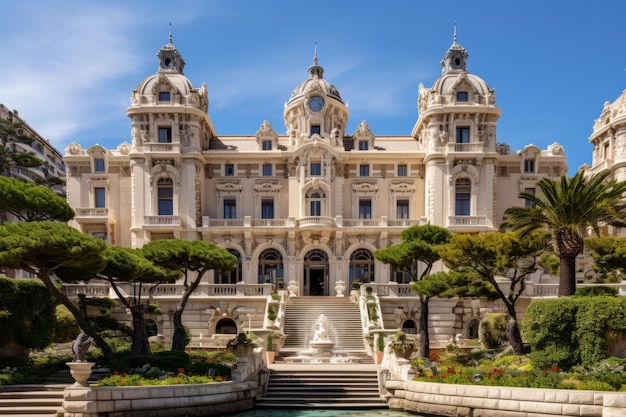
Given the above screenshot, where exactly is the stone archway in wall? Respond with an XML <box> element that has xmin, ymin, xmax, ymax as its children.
<box><xmin>303</xmin><ymin>249</ymin><xmax>329</xmax><ymax>296</ymax></box>
<box><xmin>215</xmin><ymin>318</ymin><xmax>237</xmax><ymax>335</ymax></box>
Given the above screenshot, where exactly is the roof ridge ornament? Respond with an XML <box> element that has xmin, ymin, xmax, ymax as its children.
<box><xmin>308</xmin><ymin>41</ymin><xmax>324</xmax><ymax>80</ymax></box>
<box><xmin>453</xmin><ymin>20</ymin><xmax>457</xmax><ymax>45</ymax></box>
<box><xmin>169</xmin><ymin>22</ymin><xmax>173</xmax><ymax>45</ymax></box>
<box><xmin>314</xmin><ymin>41</ymin><xmax>318</xmax><ymax>66</ymax></box>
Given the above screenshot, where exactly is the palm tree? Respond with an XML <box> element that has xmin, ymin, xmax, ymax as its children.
<box><xmin>504</xmin><ymin>171</ymin><xmax>626</xmax><ymax>296</ymax></box>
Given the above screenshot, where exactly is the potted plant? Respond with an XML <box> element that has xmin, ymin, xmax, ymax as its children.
<box><xmin>391</xmin><ymin>331</ymin><xmax>416</xmax><ymax>359</ymax></box>
<box><xmin>266</xmin><ymin>332</ymin><xmax>275</xmax><ymax>364</ymax></box>
<box><xmin>227</xmin><ymin>332</ymin><xmax>261</xmax><ymax>355</ymax></box>
<box><xmin>375</xmin><ymin>333</ymin><xmax>385</xmax><ymax>364</ymax></box>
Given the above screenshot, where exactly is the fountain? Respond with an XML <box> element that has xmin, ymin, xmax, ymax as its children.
<box><xmin>284</xmin><ymin>314</ymin><xmax>361</xmax><ymax>363</ymax></box>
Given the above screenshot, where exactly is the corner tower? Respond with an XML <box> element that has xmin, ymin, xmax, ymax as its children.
<box><xmin>125</xmin><ymin>28</ymin><xmax>216</xmax><ymax>245</ymax></box>
<box><xmin>411</xmin><ymin>27</ymin><xmax>501</xmax><ymax>232</ymax></box>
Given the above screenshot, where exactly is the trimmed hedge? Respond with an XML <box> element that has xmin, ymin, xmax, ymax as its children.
<box><xmin>522</xmin><ymin>296</ymin><xmax>626</xmax><ymax>369</ymax></box>
<box><xmin>479</xmin><ymin>313</ymin><xmax>508</xmax><ymax>349</ymax></box>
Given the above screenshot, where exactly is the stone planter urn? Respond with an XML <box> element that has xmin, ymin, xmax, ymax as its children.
<box><xmin>287</xmin><ymin>280</ymin><xmax>298</xmax><ymax>297</ymax></box>
<box><xmin>335</xmin><ymin>280</ymin><xmax>346</xmax><ymax>297</ymax></box>
<box><xmin>66</xmin><ymin>362</ymin><xmax>95</xmax><ymax>387</ymax></box>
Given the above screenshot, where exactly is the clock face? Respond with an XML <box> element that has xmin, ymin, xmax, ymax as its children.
<box><xmin>308</xmin><ymin>96</ymin><xmax>325</xmax><ymax>112</ymax></box>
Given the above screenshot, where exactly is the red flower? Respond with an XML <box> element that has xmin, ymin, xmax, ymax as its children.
<box><xmin>113</xmin><ymin>370</ymin><xmax>120</xmax><ymax>375</ymax></box>
<box><xmin>550</xmin><ymin>365</ymin><xmax>558</xmax><ymax>372</ymax></box>
<box><xmin>177</xmin><ymin>368</ymin><xmax>185</xmax><ymax>374</ymax></box>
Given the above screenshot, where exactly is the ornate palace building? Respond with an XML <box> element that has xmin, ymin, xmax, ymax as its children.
<box><xmin>63</xmin><ymin>33</ymin><xmax>568</xmax><ymax>298</ymax></box>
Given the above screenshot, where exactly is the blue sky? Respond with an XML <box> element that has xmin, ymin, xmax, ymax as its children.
<box><xmin>1</xmin><ymin>0</ymin><xmax>624</xmax><ymax>174</ymax></box>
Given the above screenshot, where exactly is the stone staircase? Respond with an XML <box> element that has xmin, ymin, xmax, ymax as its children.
<box><xmin>255</xmin><ymin>366</ymin><xmax>386</xmax><ymax>409</ymax></box>
<box><xmin>280</xmin><ymin>296</ymin><xmax>369</xmax><ymax>362</ymax></box>
<box><xmin>0</xmin><ymin>385</ymin><xmax>65</xmax><ymax>417</ymax></box>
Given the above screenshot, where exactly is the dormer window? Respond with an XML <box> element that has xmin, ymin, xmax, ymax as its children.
<box><xmin>158</xmin><ymin>92</ymin><xmax>171</xmax><ymax>102</ymax></box>
<box><xmin>358</xmin><ymin>141</ymin><xmax>369</xmax><ymax>150</ymax></box>
<box><xmin>262</xmin><ymin>140</ymin><xmax>272</xmax><ymax>151</ymax></box>
<box><xmin>94</xmin><ymin>158</ymin><xmax>105</xmax><ymax>173</ymax></box>
<box><xmin>456</xmin><ymin>92</ymin><xmax>468</xmax><ymax>102</ymax></box>
<box><xmin>524</xmin><ymin>159</ymin><xmax>535</xmax><ymax>173</ymax></box>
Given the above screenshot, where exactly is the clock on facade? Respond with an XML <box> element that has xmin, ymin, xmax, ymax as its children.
<box><xmin>308</xmin><ymin>96</ymin><xmax>325</xmax><ymax>112</ymax></box>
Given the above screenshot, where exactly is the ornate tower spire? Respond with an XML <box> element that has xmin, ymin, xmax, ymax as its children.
<box><xmin>308</xmin><ymin>41</ymin><xmax>324</xmax><ymax>79</ymax></box>
<box><xmin>440</xmin><ymin>21</ymin><xmax>468</xmax><ymax>75</ymax></box>
<box><xmin>157</xmin><ymin>22</ymin><xmax>185</xmax><ymax>74</ymax></box>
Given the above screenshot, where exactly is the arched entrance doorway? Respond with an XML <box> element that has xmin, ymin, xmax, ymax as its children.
<box><xmin>303</xmin><ymin>249</ymin><xmax>329</xmax><ymax>296</ymax></box>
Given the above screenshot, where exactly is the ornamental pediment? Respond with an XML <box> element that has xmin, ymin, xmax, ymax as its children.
<box><xmin>352</xmin><ymin>182</ymin><xmax>378</xmax><ymax>193</ymax></box>
<box><xmin>253</xmin><ymin>182</ymin><xmax>283</xmax><ymax>193</ymax></box>
<box><xmin>216</xmin><ymin>182</ymin><xmax>243</xmax><ymax>192</ymax></box>
<box><xmin>389</xmin><ymin>182</ymin><xmax>415</xmax><ymax>193</ymax></box>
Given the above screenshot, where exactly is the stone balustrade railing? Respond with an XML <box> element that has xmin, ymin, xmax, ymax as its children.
<box><xmin>61</xmin><ymin>282</ymin><xmax>274</xmax><ymax>301</ymax></box>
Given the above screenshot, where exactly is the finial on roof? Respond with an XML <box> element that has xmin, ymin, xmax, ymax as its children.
<box><xmin>313</xmin><ymin>41</ymin><xmax>318</xmax><ymax>66</ymax></box>
<box><xmin>169</xmin><ymin>22</ymin><xmax>173</xmax><ymax>44</ymax></box>
<box><xmin>453</xmin><ymin>21</ymin><xmax>457</xmax><ymax>44</ymax></box>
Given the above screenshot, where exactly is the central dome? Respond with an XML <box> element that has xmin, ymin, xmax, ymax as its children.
<box><xmin>286</xmin><ymin>54</ymin><xmax>343</xmax><ymax>106</ymax></box>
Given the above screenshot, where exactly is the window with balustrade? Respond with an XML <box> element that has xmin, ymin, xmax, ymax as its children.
<box><xmin>455</xmin><ymin>177</ymin><xmax>471</xmax><ymax>216</ymax></box>
<box><xmin>349</xmin><ymin>249</ymin><xmax>375</xmax><ymax>286</ymax></box>
<box><xmin>224</xmin><ymin>199</ymin><xmax>236</xmax><ymax>219</ymax></box>
<box><xmin>94</xmin><ymin>187</ymin><xmax>106</xmax><ymax>208</ymax></box>
<box><xmin>258</xmin><ymin>249</ymin><xmax>283</xmax><ymax>285</ymax></box>
<box><xmin>158</xmin><ymin>127</ymin><xmax>172</xmax><ymax>143</ymax></box>
<box><xmin>306</xmin><ymin>189</ymin><xmax>324</xmax><ymax>216</ymax></box>
<box><xmin>261</xmin><ymin>199</ymin><xmax>274</xmax><ymax>219</ymax></box>
<box><xmin>359</xmin><ymin>199</ymin><xmax>372</xmax><ymax>219</ymax></box>
<box><xmin>216</xmin><ymin>249</ymin><xmax>242</xmax><ymax>284</ymax></box>
<box><xmin>157</xmin><ymin>178</ymin><xmax>174</xmax><ymax>215</ymax></box>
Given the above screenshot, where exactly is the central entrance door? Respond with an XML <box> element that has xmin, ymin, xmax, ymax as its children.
<box><xmin>304</xmin><ymin>249</ymin><xmax>329</xmax><ymax>296</ymax></box>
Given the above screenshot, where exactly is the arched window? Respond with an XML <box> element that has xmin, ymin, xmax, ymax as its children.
<box><xmin>216</xmin><ymin>249</ymin><xmax>242</xmax><ymax>284</ymax></box>
<box><xmin>258</xmin><ymin>249</ymin><xmax>283</xmax><ymax>285</ymax></box>
<box><xmin>306</xmin><ymin>189</ymin><xmax>325</xmax><ymax>216</ymax></box>
<box><xmin>468</xmin><ymin>319</ymin><xmax>480</xmax><ymax>339</ymax></box>
<box><xmin>216</xmin><ymin>318</ymin><xmax>237</xmax><ymax>334</ymax></box>
<box><xmin>455</xmin><ymin>177</ymin><xmax>471</xmax><ymax>216</ymax></box>
<box><xmin>402</xmin><ymin>319</ymin><xmax>417</xmax><ymax>335</ymax></box>
<box><xmin>157</xmin><ymin>178</ymin><xmax>174</xmax><ymax>215</ymax></box>
<box><xmin>349</xmin><ymin>249</ymin><xmax>375</xmax><ymax>286</ymax></box>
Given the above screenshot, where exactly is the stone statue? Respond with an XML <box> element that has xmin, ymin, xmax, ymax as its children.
<box><xmin>72</xmin><ymin>330</ymin><xmax>93</xmax><ymax>362</ymax></box>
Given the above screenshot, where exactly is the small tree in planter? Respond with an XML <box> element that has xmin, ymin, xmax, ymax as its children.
<box><xmin>266</xmin><ymin>332</ymin><xmax>275</xmax><ymax>364</ymax></box>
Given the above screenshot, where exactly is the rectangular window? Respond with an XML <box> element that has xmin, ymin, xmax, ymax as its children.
<box><xmin>310</xmin><ymin>200</ymin><xmax>321</xmax><ymax>216</ymax></box>
<box><xmin>158</xmin><ymin>127</ymin><xmax>172</xmax><ymax>143</ymax></box>
<box><xmin>158</xmin><ymin>92</ymin><xmax>171</xmax><ymax>101</ymax></box>
<box><xmin>396</xmin><ymin>200</ymin><xmax>409</xmax><ymax>219</ymax></box>
<box><xmin>456</xmin><ymin>91</ymin><xmax>468</xmax><ymax>102</ymax></box>
<box><xmin>262</xmin><ymin>141</ymin><xmax>272</xmax><ymax>150</ymax></box>
<box><xmin>358</xmin><ymin>141</ymin><xmax>368</xmax><ymax>150</ymax></box>
<box><xmin>397</xmin><ymin>164</ymin><xmax>407</xmax><ymax>177</ymax></box>
<box><xmin>158</xmin><ymin>186</ymin><xmax>174</xmax><ymax>215</ymax></box>
<box><xmin>310</xmin><ymin>162</ymin><xmax>321</xmax><ymax>176</ymax></box>
<box><xmin>359</xmin><ymin>164</ymin><xmax>369</xmax><ymax>176</ymax></box>
<box><xmin>456</xmin><ymin>127</ymin><xmax>470</xmax><ymax>143</ymax></box>
<box><xmin>310</xmin><ymin>125</ymin><xmax>321</xmax><ymax>136</ymax></box>
<box><xmin>94</xmin><ymin>187</ymin><xmax>106</xmax><ymax>208</ymax></box>
<box><xmin>262</xmin><ymin>164</ymin><xmax>272</xmax><ymax>176</ymax></box>
<box><xmin>94</xmin><ymin>158</ymin><xmax>105</xmax><ymax>173</ymax></box>
<box><xmin>225</xmin><ymin>164</ymin><xmax>235</xmax><ymax>176</ymax></box>
<box><xmin>224</xmin><ymin>199</ymin><xmax>236</xmax><ymax>219</ymax></box>
<box><xmin>261</xmin><ymin>199</ymin><xmax>274</xmax><ymax>219</ymax></box>
<box><xmin>359</xmin><ymin>199</ymin><xmax>372</xmax><ymax>219</ymax></box>
<box><xmin>524</xmin><ymin>159</ymin><xmax>535</xmax><ymax>173</ymax></box>
<box><xmin>524</xmin><ymin>187</ymin><xmax>536</xmax><ymax>208</ymax></box>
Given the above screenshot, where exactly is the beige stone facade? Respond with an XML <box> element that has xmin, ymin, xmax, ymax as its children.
<box><xmin>61</xmin><ymin>35</ymin><xmax>572</xmax><ymax>344</ymax></box>
<box><xmin>63</xmin><ymin>36</ymin><xmax>567</xmax><ymax>294</ymax></box>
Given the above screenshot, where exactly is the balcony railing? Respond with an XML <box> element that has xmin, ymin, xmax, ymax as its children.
<box><xmin>144</xmin><ymin>215</ymin><xmax>180</xmax><ymax>226</ymax></box>
<box><xmin>447</xmin><ymin>215</ymin><xmax>486</xmax><ymax>226</ymax></box>
<box><xmin>201</xmin><ymin>216</ymin><xmax>422</xmax><ymax>230</ymax></box>
<box><xmin>74</xmin><ymin>207</ymin><xmax>113</xmax><ymax>224</ymax></box>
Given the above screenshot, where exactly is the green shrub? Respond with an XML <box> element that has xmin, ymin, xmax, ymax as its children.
<box><xmin>367</xmin><ymin>303</ymin><xmax>379</xmax><ymax>322</ymax></box>
<box><xmin>575</xmin><ymin>286</ymin><xmax>618</xmax><ymax>297</ymax></box>
<box><xmin>0</xmin><ymin>278</ymin><xmax>56</xmax><ymax>352</ymax></box>
<box><xmin>120</xmin><ymin>350</ymin><xmax>190</xmax><ymax>373</ymax></box>
<box><xmin>376</xmin><ymin>333</ymin><xmax>385</xmax><ymax>352</ymax></box>
<box><xmin>267</xmin><ymin>303</ymin><xmax>278</xmax><ymax>321</ymax></box>
<box><xmin>54</xmin><ymin>305</ymin><xmax>79</xmax><ymax>343</ymax></box>
<box><xmin>479</xmin><ymin>313</ymin><xmax>508</xmax><ymax>349</ymax></box>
